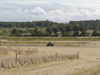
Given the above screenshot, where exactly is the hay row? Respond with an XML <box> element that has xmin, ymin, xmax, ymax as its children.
<box><xmin>0</xmin><ymin>53</ymin><xmax>79</xmax><ymax>69</ymax></box>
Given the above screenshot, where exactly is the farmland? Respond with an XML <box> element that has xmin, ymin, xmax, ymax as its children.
<box><xmin>0</xmin><ymin>37</ymin><xmax>100</xmax><ymax>75</ymax></box>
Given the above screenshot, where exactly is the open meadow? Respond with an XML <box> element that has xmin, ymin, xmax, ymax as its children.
<box><xmin>0</xmin><ymin>37</ymin><xmax>100</xmax><ymax>75</ymax></box>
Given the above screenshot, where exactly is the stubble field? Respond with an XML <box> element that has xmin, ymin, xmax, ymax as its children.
<box><xmin>0</xmin><ymin>40</ymin><xmax>100</xmax><ymax>75</ymax></box>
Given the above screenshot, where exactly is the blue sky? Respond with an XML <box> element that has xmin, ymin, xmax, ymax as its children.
<box><xmin>0</xmin><ymin>0</ymin><xmax>100</xmax><ymax>22</ymax></box>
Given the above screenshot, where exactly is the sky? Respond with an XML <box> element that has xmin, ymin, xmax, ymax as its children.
<box><xmin>1</xmin><ymin>0</ymin><xmax>100</xmax><ymax>22</ymax></box>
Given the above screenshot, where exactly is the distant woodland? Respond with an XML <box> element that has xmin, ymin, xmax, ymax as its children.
<box><xmin>0</xmin><ymin>20</ymin><xmax>100</xmax><ymax>37</ymax></box>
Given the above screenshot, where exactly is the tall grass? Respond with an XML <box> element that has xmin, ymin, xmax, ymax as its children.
<box><xmin>0</xmin><ymin>53</ymin><xmax>79</xmax><ymax>69</ymax></box>
<box><xmin>0</xmin><ymin>46</ymin><xmax>79</xmax><ymax>69</ymax></box>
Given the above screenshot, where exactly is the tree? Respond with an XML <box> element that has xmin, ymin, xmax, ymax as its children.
<box><xmin>46</xmin><ymin>26</ymin><xmax>52</xmax><ymax>35</ymax></box>
<box><xmin>12</xmin><ymin>28</ymin><xmax>17</xmax><ymax>34</ymax></box>
<box><xmin>37</xmin><ymin>22</ymin><xmax>44</xmax><ymax>27</ymax></box>
<box><xmin>60</xmin><ymin>27</ymin><xmax>66</xmax><ymax>36</ymax></box>
<box><xmin>79</xmin><ymin>25</ymin><xmax>85</xmax><ymax>31</ymax></box>
<box><xmin>92</xmin><ymin>29</ymin><xmax>98</xmax><ymax>36</ymax></box>
<box><xmin>66</xmin><ymin>25</ymin><xmax>72</xmax><ymax>32</ymax></box>
<box><xmin>34</xmin><ymin>27</ymin><xmax>38</xmax><ymax>32</ymax></box>
<box><xmin>81</xmin><ymin>30</ymin><xmax>87</xmax><ymax>36</ymax></box>
<box><xmin>53</xmin><ymin>27</ymin><xmax>58</xmax><ymax>34</ymax></box>
<box><xmin>44</xmin><ymin>20</ymin><xmax>49</xmax><ymax>27</ymax></box>
<box><xmin>73</xmin><ymin>31</ymin><xmax>79</xmax><ymax>36</ymax></box>
<box><xmin>57</xmin><ymin>23</ymin><xmax>65</xmax><ymax>31</ymax></box>
<box><xmin>73</xmin><ymin>25</ymin><xmax>79</xmax><ymax>31</ymax></box>
<box><xmin>31</xmin><ymin>31</ymin><xmax>36</xmax><ymax>36</ymax></box>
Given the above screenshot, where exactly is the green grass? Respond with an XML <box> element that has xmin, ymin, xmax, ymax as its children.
<box><xmin>0</xmin><ymin>36</ymin><xmax>100</xmax><ymax>41</ymax></box>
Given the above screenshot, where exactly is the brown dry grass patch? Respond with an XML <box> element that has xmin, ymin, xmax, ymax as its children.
<box><xmin>0</xmin><ymin>46</ymin><xmax>79</xmax><ymax>69</ymax></box>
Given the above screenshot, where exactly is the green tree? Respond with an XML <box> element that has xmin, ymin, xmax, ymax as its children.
<box><xmin>46</xmin><ymin>26</ymin><xmax>52</xmax><ymax>35</ymax></box>
<box><xmin>37</xmin><ymin>22</ymin><xmax>44</xmax><ymax>27</ymax></box>
<box><xmin>12</xmin><ymin>28</ymin><xmax>17</xmax><ymax>34</ymax></box>
<box><xmin>81</xmin><ymin>30</ymin><xmax>87</xmax><ymax>36</ymax></box>
<box><xmin>66</xmin><ymin>25</ymin><xmax>72</xmax><ymax>32</ymax></box>
<box><xmin>31</xmin><ymin>31</ymin><xmax>36</xmax><ymax>36</ymax></box>
<box><xmin>92</xmin><ymin>29</ymin><xmax>98</xmax><ymax>36</ymax></box>
<box><xmin>73</xmin><ymin>31</ymin><xmax>79</xmax><ymax>36</ymax></box>
<box><xmin>73</xmin><ymin>25</ymin><xmax>79</xmax><ymax>31</ymax></box>
<box><xmin>57</xmin><ymin>23</ymin><xmax>65</xmax><ymax>31</ymax></box>
<box><xmin>53</xmin><ymin>27</ymin><xmax>58</xmax><ymax>34</ymax></box>
<box><xmin>60</xmin><ymin>26</ymin><xmax>66</xmax><ymax>36</ymax></box>
<box><xmin>34</xmin><ymin>27</ymin><xmax>38</xmax><ymax>32</ymax></box>
<box><xmin>79</xmin><ymin>25</ymin><xmax>85</xmax><ymax>31</ymax></box>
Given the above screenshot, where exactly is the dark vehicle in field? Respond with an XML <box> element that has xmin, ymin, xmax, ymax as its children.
<box><xmin>46</xmin><ymin>42</ymin><xmax>54</xmax><ymax>46</ymax></box>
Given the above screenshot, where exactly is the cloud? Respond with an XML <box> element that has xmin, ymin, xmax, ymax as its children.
<box><xmin>17</xmin><ymin>9</ymin><xmax>22</xmax><ymax>13</ymax></box>
<box><xmin>51</xmin><ymin>10</ymin><xmax>64</xmax><ymax>15</ymax></box>
<box><xmin>30</xmin><ymin>7</ymin><xmax>47</xmax><ymax>15</ymax></box>
<box><xmin>1</xmin><ymin>0</ymin><xmax>100</xmax><ymax>22</ymax></box>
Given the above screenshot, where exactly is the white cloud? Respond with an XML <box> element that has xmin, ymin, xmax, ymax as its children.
<box><xmin>51</xmin><ymin>10</ymin><xmax>64</xmax><ymax>15</ymax></box>
<box><xmin>1</xmin><ymin>0</ymin><xmax>100</xmax><ymax>22</ymax></box>
<box><xmin>30</xmin><ymin>7</ymin><xmax>47</xmax><ymax>15</ymax></box>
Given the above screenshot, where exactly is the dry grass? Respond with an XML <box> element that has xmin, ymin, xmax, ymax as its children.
<box><xmin>0</xmin><ymin>47</ymin><xmax>8</xmax><ymax>55</ymax></box>
<box><xmin>0</xmin><ymin>53</ymin><xmax>79</xmax><ymax>69</ymax></box>
<box><xmin>0</xmin><ymin>46</ymin><xmax>39</xmax><ymax>56</ymax></box>
<box><xmin>0</xmin><ymin>46</ymin><xmax>79</xmax><ymax>69</ymax></box>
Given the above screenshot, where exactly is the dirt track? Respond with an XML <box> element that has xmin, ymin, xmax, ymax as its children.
<box><xmin>1</xmin><ymin>41</ymin><xmax>100</xmax><ymax>75</ymax></box>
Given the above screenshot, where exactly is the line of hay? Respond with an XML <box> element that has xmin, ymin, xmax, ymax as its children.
<box><xmin>0</xmin><ymin>53</ymin><xmax>79</xmax><ymax>69</ymax></box>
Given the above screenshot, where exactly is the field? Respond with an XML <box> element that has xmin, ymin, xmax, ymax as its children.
<box><xmin>0</xmin><ymin>37</ymin><xmax>100</xmax><ymax>75</ymax></box>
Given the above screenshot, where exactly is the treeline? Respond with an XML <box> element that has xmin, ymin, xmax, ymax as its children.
<box><xmin>0</xmin><ymin>20</ymin><xmax>57</xmax><ymax>28</ymax></box>
<box><xmin>0</xmin><ymin>19</ymin><xmax>100</xmax><ymax>36</ymax></box>
<box><xmin>0</xmin><ymin>20</ymin><xmax>100</xmax><ymax>30</ymax></box>
<box><xmin>11</xmin><ymin>24</ymin><xmax>89</xmax><ymax>37</ymax></box>
<box><xmin>69</xmin><ymin>19</ymin><xmax>100</xmax><ymax>30</ymax></box>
